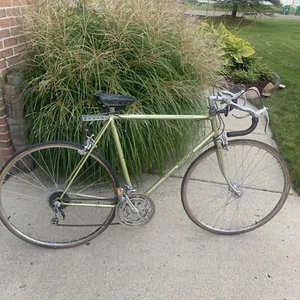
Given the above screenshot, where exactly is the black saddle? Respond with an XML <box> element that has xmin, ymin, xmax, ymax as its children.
<box><xmin>94</xmin><ymin>92</ymin><xmax>136</xmax><ymax>112</ymax></box>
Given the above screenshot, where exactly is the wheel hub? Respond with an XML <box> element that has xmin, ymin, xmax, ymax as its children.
<box><xmin>48</xmin><ymin>191</ymin><xmax>70</xmax><ymax>209</ymax></box>
<box><xmin>230</xmin><ymin>182</ymin><xmax>243</xmax><ymax>198</ymax></box>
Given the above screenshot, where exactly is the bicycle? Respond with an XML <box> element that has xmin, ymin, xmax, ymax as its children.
<box><xmin>0</xmin><ymin>90</ymin><xmax>291</xmax><ymax>248</ymax></box>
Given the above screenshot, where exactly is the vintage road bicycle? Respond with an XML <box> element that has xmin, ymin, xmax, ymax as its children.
<box><xmin>0</xmin><ymin>90</ymin><xmax>291</xmax><ymax>248</ymax></box>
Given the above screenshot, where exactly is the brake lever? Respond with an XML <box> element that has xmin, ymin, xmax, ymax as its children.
<box><xmin>253</xmin><ymin>106</ymin><xmax>269</xmax><ymax>133</ymax></box>
<box><xmin>263</xmin><ymin>108</ymin><xmax>270</xmax><ymax>134</ymax></box>
<box><xmin>230</xmin><ymin>105</ymin><xmax>269</xmax><ymax>133</ymax></box>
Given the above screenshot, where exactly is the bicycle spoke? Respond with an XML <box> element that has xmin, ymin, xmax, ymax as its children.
<box><xmin>182</xmin><ymin>139</ymin><xmax>290</xmax><ymax>234</ymax></box>
<box><xmin>0</xmin><ymin>142</ymin><xmax>119</xmax><ymax>248</ymax></box>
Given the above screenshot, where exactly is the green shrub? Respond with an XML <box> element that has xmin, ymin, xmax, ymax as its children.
<box><xmin>199</xmin><ymin>21</ymin><xmax>271</xmax><ymax>87</ymax></box>
<box><xmin>21</xmin><ymin>0</ymin><xmax>223</xmax><ymax>177</ymax></box>
<box><xmin>230</xmin><ymin>56</ymin><xmax>272</xmax><ymax>84</ymax></box>
<box><xmin>199</xmin><ymin>22</ymin><xmax>255</xmax><ymax>67</ymax></box>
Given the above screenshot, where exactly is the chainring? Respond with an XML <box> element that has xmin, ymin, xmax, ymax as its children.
<box><xmin>116</xmin><ymin>193</ymin><xmax>155</xmax><ymax>226</ymax></box>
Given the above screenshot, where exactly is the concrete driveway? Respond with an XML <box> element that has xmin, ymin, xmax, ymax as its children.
<box><xmin>0</xmin><ymin>106</ymin><xmax>299</xmax><ymax>300</ymax></box>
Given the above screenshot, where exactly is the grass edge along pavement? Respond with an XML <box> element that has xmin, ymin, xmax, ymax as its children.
<box><xmin>226</xmin><ymin>17</ymin><xmax>300</xmax><ymax>195</ymax></box>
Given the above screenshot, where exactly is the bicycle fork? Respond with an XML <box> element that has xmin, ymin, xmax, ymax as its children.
<box><xmin>211</xmin><ymin>117</ymin><xmax>242</xmax><ymax>197</ymax></box>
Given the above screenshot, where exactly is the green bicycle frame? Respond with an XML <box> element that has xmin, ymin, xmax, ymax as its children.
<box><xmin>61</xmin><ymin>111</ymin><xmax>237</xmax><ymax>208</ymax></box>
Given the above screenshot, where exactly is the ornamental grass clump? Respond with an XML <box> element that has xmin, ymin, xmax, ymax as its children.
<box><xmin>21</xmin><ymin>0</ymin><xmax>223</xmax><ymax>176</ymax></box>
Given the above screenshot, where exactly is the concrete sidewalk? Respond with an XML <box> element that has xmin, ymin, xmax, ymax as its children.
<box><xmin>0</xmin><ymin>107</ymin><xmax>299</xmax><ymax>300</ymax></box>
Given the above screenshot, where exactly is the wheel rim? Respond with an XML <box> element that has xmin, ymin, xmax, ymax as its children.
<box><xmin>0</xmin><ymin>143</ymin><xmax>118</xmax><ymax>247</ymax></box>
<box><xmin>182</xmin><ymin>140</ymin><xmax>290</xmax><ymax>234</ymax></box>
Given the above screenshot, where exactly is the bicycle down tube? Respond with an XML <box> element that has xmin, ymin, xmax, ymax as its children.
<box><xmin>106</xmin><ymin>112</ymin><xmax>236</xmax><ymax>195</ymax></box>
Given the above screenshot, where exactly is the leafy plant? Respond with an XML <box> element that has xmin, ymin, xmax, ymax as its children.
<box><xmin>230</xmin><ymin>56</ymin><xmax>272</xmax><ymax>84</ymax></box>
<box><xmin>199</xmin><ymin>22</ymin><xmax>255</xmax><ymax>67</ymax></box>
<box><xmin>199</xmin><ymin>22</ymin><xmax>271</xmax><ymax>87</ymax></box>
<box><xmin>20</xmin><ymin>0</ymin><xmax>223</xmax><ymax>177</ymax></box>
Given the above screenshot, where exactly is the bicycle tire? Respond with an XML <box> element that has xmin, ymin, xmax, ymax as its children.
<box><xmin>0</xmin><ymin>142</ymin><xmax>120</xmax><ymax>248</ymax></box>
<box><xmin>181</xmin><ymin>139</ymin><xmax>290</xmax><ymax>234</ymax></box>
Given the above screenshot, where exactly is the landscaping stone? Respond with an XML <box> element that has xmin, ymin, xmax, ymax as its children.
<box><xmin>262</xmin><ymin>82</ymin><xmax>275</xmax><ymax>97</ymax></box>
<box><xmin>272</xmin><ymin>72</ymin><xmax>281</xmax><ymax>84</ymax></box>
<box><xmin>6</xmin><ymin>73</ymin><xmax>24</xmax><ymax>90</ymax></box>
<box><xmin>271</xmin><ymin>72</ymin><xmax>281</xmax><ymax>90</ymax></box>
<box><xmin>244</xmin><ymin>87</ymin><xmax>261</xmax><ymax>101</ymax></box>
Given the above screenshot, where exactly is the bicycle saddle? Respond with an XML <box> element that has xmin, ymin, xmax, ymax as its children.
<box><xmin>94</xmin><ymin>92</ymin><xmax>136</xmax><ymax>112</ymax></box>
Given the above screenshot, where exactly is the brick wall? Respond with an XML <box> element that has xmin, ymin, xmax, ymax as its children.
<box><xmin>0</xmin><ymin>0</ymin><xmax>28</xmax><ymax>167</ymax></box>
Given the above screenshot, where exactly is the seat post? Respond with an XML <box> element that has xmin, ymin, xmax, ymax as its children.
<box><xmin>110</xmin><ymin>117</ymin><xmax>133</xmax><ymax>189</ymax></box>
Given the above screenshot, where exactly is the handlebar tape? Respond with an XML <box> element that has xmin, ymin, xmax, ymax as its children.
<box><xmin>227</xmin><ymin>117</ymin><xmax>259</xmax><ymax>138</ymax></box>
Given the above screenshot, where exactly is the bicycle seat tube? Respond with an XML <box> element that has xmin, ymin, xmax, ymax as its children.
<box><xmin>110</xmin><ymin>116</ymin><xmax>133</xmax><ymax>189</ymax></box>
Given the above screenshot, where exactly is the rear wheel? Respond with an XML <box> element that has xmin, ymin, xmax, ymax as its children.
<box><xmin>0</xmin><ymin>142</ymin><xmax>119</xmax><ymax>248</ymax></box>
<box><xmin>181</xmin><ymin>139</ymin><xmax>290</xmax><ymax>234</ymax></box>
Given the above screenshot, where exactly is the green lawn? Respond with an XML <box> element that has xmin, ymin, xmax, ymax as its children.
<box><xmin>225</xmin><ymin>18</ymin><xmax>300</xmax><ymax>194</ymax></box>
<box><xmin>182</xmin><ymin>3</ymin><xmax>296</xmax><ymax>14</ymax></box>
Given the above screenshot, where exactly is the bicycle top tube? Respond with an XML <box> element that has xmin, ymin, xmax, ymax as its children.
<box><xmin>87</xmin><ymin>90</ymin><xmax>269</xmax><ymax>139</ymax></box>
<box><xmin>82</xmin><ymin>113</ymin><xmax>212</xmax><ymax>122</ymax></box>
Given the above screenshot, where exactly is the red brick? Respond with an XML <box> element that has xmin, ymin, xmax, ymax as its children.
<box><xmin>0</xmin><ymin>9</ymin><xmax>6</xmax><ymax>18</ymax></box>
<box><xmin>0</xmin><ymin>115</ymin><xmax>8</xmax><ymax>126</ymax></box>
<box><xmin>0</xmin><ymin>69</ymin><xmax>8</xmax><ymax>79</ymax></box>
<box><xmin>13</xmin><ymin>43</ymin><xmax>26</xmax><ymax>54</ymax></box>
<box><xmin>0</xmin><ymin>121</ymin><xmax>9</xmax><ymax>131</ymax></box>
<box><xmin>10</xmin><ymin>25</ymin><xmax>22</xmax><ymax>36</ymax></box>
<box><xmin>0</xmin><ymin>17</ymin><xmax>17</xmax><ymax>28</ymax></box>
<box><xmin>1</xmin><ymin>146</ymin><xmax>15</xmax><ymax>157</ymax></box>
<box><xmin>0</xmin><ymin>29</ymin><xmax>10</xmax><ymax>39</ymax></box>
<box><xmin>0</xmin><ymin>0</ymin><xmax>12</xmax><ymax>8</ymax></box>
<box><xmin>6</xmin><ymin>55</ymin><xmax>22</xmax><ymax>68</ymax></box>
<box><xmin>6</xmin><ymin>7</ymin><xmax>20</xmax><ymax>17</ymax></box>
<box><xmin>17</xmin><ymin>35</ymin><xmax>25</xmax><ymax>44</ymax></box>
<box><xmin>0</xmin><ymin>131</ymin><xmax>11</xmax><ymax>141</ymax></box>
<box><xmin>1</xmin><ymin>48</ymin><xmax>13</xmax><ymax>58</ymax></box>
<box><xmin>0</xmin><ymin>106</ymin><xmax>7</xmax><ymax>118</ymax></box>
<box><xmin>0</xmin><ymin>41</ymin><xmax>3</xmax><ymax>49</ymax></box>
<box><xmin>0</xmin><ymin>59</ymin><xmax>6</xmax><ymax>70</ymax></box>
<box><xmin>11</xmin><ymin>0</ymin><xmax>25</xmax><ymax>5</ymax></box>
<box><xmin>0</xmin><ymin>139</ymin><xmax>12</xmax><ymax>148</ymax></box>
<box><xmin>4</xmin><ymin>36</ymin><xmax>18</xmax><ymax>48</ymax></box>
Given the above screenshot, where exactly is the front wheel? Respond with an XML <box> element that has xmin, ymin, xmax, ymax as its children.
<box><xmin>0</xmin><ymin>142</ymin><xmax>120</xmax><ymax>248</ymax></box>
<box><xmin>181</xmin><ymin>139</ymin><xmax>290</xmax><ymax>234</ymax></box>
